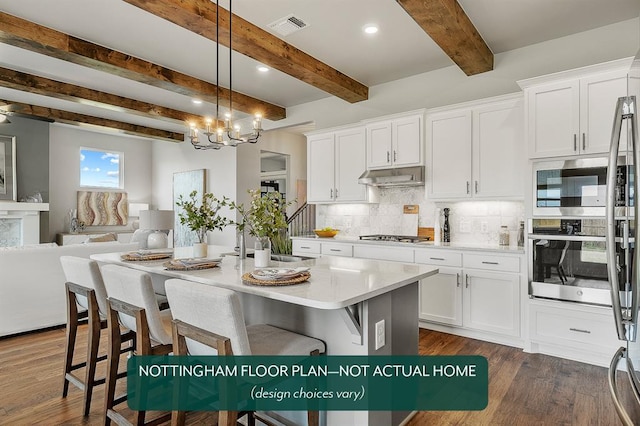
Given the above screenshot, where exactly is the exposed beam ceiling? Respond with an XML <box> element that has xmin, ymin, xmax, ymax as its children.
<box><xmin>0</xmin><ymin>100</ymin><xmax>185</xmax><ymax>142</ymax></box>
<box><xmin>0</xmin><ymin>11</ymin><xmax>286</xmax><ymax>121</ymax></box>
<box><xmin>122</xmin><ymin>0</ymin><xmax>369</xmax><ymax>103</ymax></box>
<box><xmin>397</xmin><ymin>0</ymin><xmax>494</xmax><ymax>76</ymax></box>
<box><xmin>0</xmin><ymin>67</ymin><xmax>219</xmax><ymax>129</ymax></box>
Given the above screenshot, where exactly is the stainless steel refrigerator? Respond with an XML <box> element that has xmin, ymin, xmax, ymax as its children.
<box><xmin>606</xmin><ymin>50</ymin><xmax>640</xmax><ymax>425</ymax></box>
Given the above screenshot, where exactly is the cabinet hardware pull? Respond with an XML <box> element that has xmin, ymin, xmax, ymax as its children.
<box><xmin>465</xmin><ymin>275</ymin><xmax>469</xmax><ymax>288</ymax></box>
<box><xmin>387</xmin><ymin>151</ymin><xmax>390</xmax><ymax>163</ymax></box>
<box><xmin>393</xmin><ymin>150</ymin><xmax>397</xmax><ymax>162</ymax></box>
<box><xmin>475</xmin><ymin>181</ymin><xmax>478</xmax><ymax>193</ymax></box>
<box><xmin>456</xmin><ymin>273</ymin><xmax>460</xmax><ymax>287</ymax></box>
<box><xmin>335</xmin><ymin>188</ymin><xmax>338</xmax><ymax>198</ymax></box>
<box><xmin>301</xmin><ymin>246</ymin><xmax>311</xmax><ymax>249</ymax></box>
<box><xmin>466</xmin><ymin>181</ymin><xmax>470</xmax><ymax>194</ymax></box>
<box><xmin>329</xmin><ymin>249</ymin><xmax>341</xmax><ymax>252</ymax></box>
<box><xmin>574</xmin><ymin>134</ymin><xmax>577</xmax><ymax>151</ymax></box>
<box><xmin>569</xmin><ymin>327</ymin><xmax>591</xmax><ymax>334</ymax></box>
<box><xmin>482</xmin><ymin>261</ymin><xmax>499</xmax><ymax>265</ymax></box>
<box><xmin>330</xmin><ymin>188</ymin><xmax>333</xmax><ymax>198</ymax></box>
<box><xmin>582</xmin><ymin>133</ymin><xmax>586</xmax><ymax>150</ymax></box>
<box><xmin>430</xmin><ymin>257</ymin><xmax>445</xmax><ymax>261</ymax></box>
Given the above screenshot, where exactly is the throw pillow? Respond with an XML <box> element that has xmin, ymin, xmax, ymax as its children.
<box><xmin>85</xmin><ymin>233</ymin><xmax>118</xmax><ymax>243</ymax></box>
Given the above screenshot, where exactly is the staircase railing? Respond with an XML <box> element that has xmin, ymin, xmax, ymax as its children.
<box><xmin>287</xmin><ymin>202</ymin><xmax>316</xmax><ymax>237</ymax></box>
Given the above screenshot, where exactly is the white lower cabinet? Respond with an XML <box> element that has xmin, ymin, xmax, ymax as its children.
<box><xmin>419</xmin><ymin>266</ymin><xmax>463</xmax><ymax>327</ymax></box>
<box><xmin>418</xmin><ymin>250</ymin><xmax>522</xmax><ymax>343</ymax></box>
<box><xmin>352</xmin><ymin>245</ymin><xmax>414</xmax><ymax>263</ymax></box>
<box><xmin>528</xmin><ymin>299</ymin><xmax>620</xmax><ymax>367</ymax></box>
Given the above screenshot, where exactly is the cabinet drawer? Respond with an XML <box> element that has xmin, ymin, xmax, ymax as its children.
<box><xmin>321</xmin><ymin>243</ymin><xmax>353</xmax><ymax>257</ymax></box>
<box><xmin>530</xmin><ymin>303</ymin><xmax>620</xmax><ymax>351</ymax></box>
<box><xmin>292</xmin><ymin>240</ymin><xmax>321</xmax><ymax>255</ymax></box>
<box><xmin>463</xmin><ymin>253</ymin><xmax>519</xmax><ymax>273</ymax></box>
<box><xmin>414</xmin><ymin>249</ymin><xmax>462</xmax><ymax>267</ymax></box>
<box><xmin>353</xmin><ymin>245</ymin><xmax>414</xmax><ymax>263</ymax></box>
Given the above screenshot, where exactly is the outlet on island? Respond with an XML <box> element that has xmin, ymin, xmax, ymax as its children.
<box><xmin>480</xmin><ymin>221</ymin><xmax>489</xmax><ymax>233</ymax></box>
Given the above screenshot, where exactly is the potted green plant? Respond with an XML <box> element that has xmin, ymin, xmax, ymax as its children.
<box><xmin>231</xmin><ymin>189</ymin><xmax>292</xmax><ymax>266</ymax></box>
<box><xmin>175</xmin><ymin>190</ymin><xmax>232</xmax><ymax>257</ymax></box>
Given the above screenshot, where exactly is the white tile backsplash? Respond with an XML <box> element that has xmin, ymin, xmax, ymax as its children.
<box><xmin>317</xmin><ymin>187</ymin><xmax>524</xmax><ymax>244</ymax></box>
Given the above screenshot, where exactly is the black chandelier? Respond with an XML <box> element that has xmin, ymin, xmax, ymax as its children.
<box><xmin>189</xmin><ymin>0</ymin><xmax>262</xmax><ymax>150</ymax></box>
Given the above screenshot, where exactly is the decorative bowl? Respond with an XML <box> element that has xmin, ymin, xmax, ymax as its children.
<box><xmin>314</xmin><ymin>229</ymin><xmax>339</xmax><ymax>238</ymax></box>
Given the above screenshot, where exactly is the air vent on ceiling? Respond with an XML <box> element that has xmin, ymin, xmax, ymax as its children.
<box><xmin>267</xmin><ymin>14</ymin><xmax>309</xmax><ymax>36</ymax></box>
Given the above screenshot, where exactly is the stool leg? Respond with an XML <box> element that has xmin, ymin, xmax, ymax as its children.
<box><xmin>83</xmin><ymin>308</ymin><xmax>102</xmax><ymax>416</ymax></box>
<box><xmin>307</xmin><ymin>349</ymin><xmax>320</xmax><ymax>426</ymax></box>
<box><xmin>62</xmin><ymin>288</ymin><xmax>78</xmax><ymax>398</ymax></box>
<box><xmin>104</xmin><ymin>307</ymin><xmax>121</xmax><ymax>426</ymax></box>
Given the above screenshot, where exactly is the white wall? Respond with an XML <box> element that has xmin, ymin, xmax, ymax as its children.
<box><xmin>265</xmin><ymin>18</ymin><xmax>640</xmax><ymax>132</ymax></box>
<box><xmin>48</xmin><ymin>124</ymin><xmax>153</xmax><ymax>241</ymax></box>
<box><xmin>150</xmin><ymin>137</ymin><xmax>239</xmax><ymax>246</ymax></box>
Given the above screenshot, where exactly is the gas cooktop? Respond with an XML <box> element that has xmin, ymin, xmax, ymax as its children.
<box><xmin>359</xmin><ymin>234</ymin><xmax>431</xmax><ymax>243</ymax></box>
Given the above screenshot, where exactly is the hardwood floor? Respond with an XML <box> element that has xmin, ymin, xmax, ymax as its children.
<box><xmin>0</xmin><ymin>326</ymin><xmax>632</xmax><ymax>425</ymax></box>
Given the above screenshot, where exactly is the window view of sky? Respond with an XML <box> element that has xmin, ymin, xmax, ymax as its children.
<box><xmin>80</xmin><ymin>149</ymin><xmax>121</xmax><ymax>188</ymax></box>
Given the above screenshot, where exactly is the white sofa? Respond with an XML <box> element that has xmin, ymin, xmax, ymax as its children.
<box><xmin>0</xmin><ymin>242</ymin><xmax>139</xmax><ymax>337</ymax></box>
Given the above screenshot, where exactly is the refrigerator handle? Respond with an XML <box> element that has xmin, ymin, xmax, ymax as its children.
<box><xmin>630</xmin><ymin>96</ymin><xmax>639</xmax><ymax>331</ymax></box>
<box><xmin>608</xmin><ymin>346</ymin><xmax>635</xmax><ymax>426</ymax></box>
<box><xmin>606</xmin><ymin>96</ymin><xmax>629</xmax><ymax>340</ymax></box>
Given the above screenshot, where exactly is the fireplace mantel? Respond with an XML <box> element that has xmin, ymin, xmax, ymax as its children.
<box><xmin>0</xmin><ymin>202</ymin><xmax>49</xmax><ymax>212</ymax></box>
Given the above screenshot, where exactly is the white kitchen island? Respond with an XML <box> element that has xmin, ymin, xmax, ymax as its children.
<box><xmin>92</xmin><ymin>248</ymin><xmax>438</xmax><ymax>426</ymax></box>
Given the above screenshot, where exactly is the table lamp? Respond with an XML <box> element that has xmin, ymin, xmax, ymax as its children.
<box><xmin>139</xmin><ymin>210</ymin><xmax>174</xmax><ymax>249</ymax></box>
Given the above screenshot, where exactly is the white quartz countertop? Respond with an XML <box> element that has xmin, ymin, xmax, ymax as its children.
<box><xmin>91</xmin><ymin>246</ymin><xmax>438</xmax><ymax>310</ymax></box>
<box><xmin>291</xmin><ymin>236</ymin><xmax>525</xmax><ymax>254</ymax></box>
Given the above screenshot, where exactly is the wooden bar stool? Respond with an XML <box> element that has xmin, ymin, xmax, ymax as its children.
<box><xmin>101</xmin><ymin>264</ymin><xmax>174</xmax><ymax>426</ymax></box>
<box><xmin>165</xmin><ymin>278</ymin><xmax>326</xmax><ymax>426</ymax></box>
<box><xmin>60</xmin><ymin>256</ymin><xmax>135</xmax><ymax>417</ymax></box>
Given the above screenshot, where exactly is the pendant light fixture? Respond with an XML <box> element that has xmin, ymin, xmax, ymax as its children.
<box><xmin>189</xmin><ymin>0</ymin><xmax>263</xmax><ymax>150</ymax></box>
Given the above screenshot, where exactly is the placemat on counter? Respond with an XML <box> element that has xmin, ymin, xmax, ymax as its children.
<box><xmin>242</xmin><ymin>271</ymin><xmax>310</xmax><ymax>286</ymax></box>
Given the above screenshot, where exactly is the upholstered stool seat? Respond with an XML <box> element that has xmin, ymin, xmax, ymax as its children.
<box><xmin>101</xmin><ymin>264</ymin><xmax>173</xmax><ymax>426</ymax></box>
<box><xmin>165</xmin><ymin>278</ymin><xmax>326</xmax><ymax>426</ymax></box>
<box><xmin>60</xmin><ymin>256</ymin><xmax>135</xmax><ymax>417</ymax></box>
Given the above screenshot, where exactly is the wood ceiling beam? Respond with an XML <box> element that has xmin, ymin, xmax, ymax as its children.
<box><xmin>396</xmin><ymin>0</ymin><xmax>493</xmax><ymax>76</ymax></box>
<box><xmin>0</xmin><ymin>67</ymin><xmax>217</xmax><ymax>129</ymax></box>
<box><xmin>0</xmin><ymin>11</ymin><xmax>285</xmax><ymax>121</ymax></box>
<box><xmin>122</xmin><ymin>0</ymin><xmax>369</xmax><ymax>103</ymax></box>
<box><xmin>0</xmin><ymin>101</ymin><xmax>184</xmax><ymax>142</ymax></box>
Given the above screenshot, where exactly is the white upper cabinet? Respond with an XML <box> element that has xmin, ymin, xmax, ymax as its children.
<box><xmin>427</xmin><ymin>95</ymin><xmax>524</xmax><ymax>200</ymax></box>
<box><xmin>427</xmin><ymin>109</ymin><xmax>472</xmax><ymax>199</ymax></box>
<box><xmin>365</xmin><ymin>113</ymin><xmax>423</xmax><ymax>169</ymax></box>
<box><xmin>307</xmin><ymin>127</ymin><xmax>372</xmax><ymax>204</ymax></box>
<box><xmin>524</xmin><ymin>66</ymin><xmax>629</xmax><ymax>158</ymax></box>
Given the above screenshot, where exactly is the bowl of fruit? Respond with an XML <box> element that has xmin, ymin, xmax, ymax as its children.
<box><xmin>314</xmin><ymin>227</ymin><xmax>340</xmax><ymax>238</ymax></box>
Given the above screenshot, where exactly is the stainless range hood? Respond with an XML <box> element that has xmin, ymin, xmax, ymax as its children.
<box><xmin>357</xmin><ymin>166</ymin><xmax>425</xmax><ymax>187</ymax></box>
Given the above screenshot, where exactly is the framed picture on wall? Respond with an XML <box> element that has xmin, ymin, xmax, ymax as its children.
<box><xmin>173</xmin><ymin>169</ymin><xmax>206</xmax><ymax>247</ymax></box>
<box><xmin>0</xmin><ymin>135</ymin><xmax>17</xmax><ymax>201</ymax></box>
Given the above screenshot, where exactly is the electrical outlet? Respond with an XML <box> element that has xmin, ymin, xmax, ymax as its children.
<box><xmin>459</xmin><ymin>220</ymin><xmax>471</xmax><ymax>233</ymax></box>
<box><xmin>375</xmin><ymin>320</ymin><xmax>385</xmax><ymax>350</ymax></box>
<box><xmin>480</xmin><ymin>221</ymin><xmax>488</xmax><ymax>233</ymax></box>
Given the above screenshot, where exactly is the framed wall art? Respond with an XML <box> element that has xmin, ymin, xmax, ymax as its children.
<box><xmin>173</xmin><ymin>169</ymin><xmax>206</xmax><ymax>247</ymax></box>
<box><xmin>77</xmin><ymin>191</ymin><xmax>128</xmax><ymax>226</ymax></box>
<box><xmin>0</xmin><ymin>135</ymin><xmax>17</xmax><ymax>201</ymax></box>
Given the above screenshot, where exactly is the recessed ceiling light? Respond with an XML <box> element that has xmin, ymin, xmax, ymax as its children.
<box><xmin>257</xmin><ymin>65</ymin><xmax>269</xmax><ymax>73</ymax></box>
<box><xmin>363</xmin><ymin>24</ymin><xmax>378</xmax><ymax>34</ymax></box>
<box><xmin>192</xmin><ymin>99</ymin><xmax>203</xmax><ymax>105</ymax></box>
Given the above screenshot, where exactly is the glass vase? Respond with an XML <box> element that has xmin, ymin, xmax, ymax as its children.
<box><xmin>254</xmin><ymin>236</ymin><xmax>271</xmax><ymax>268</ymax></box>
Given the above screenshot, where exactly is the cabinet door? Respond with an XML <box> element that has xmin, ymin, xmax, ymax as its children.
<box><xmin>463</xmin><ymin>270</ymin><xmax>520</xmax><ymax>337</ymax></box>
<box><xmin>392</xmin><ymin>115</ymin><xmax>422</xmax><ymax>167</ymax></box>
<box><xmin>527</xmin><ymin>80</ymin><xmax>580</xmax><ymax>158</ymax></box>
<box><xmin>307</xmin><ymin>134</ymin><xmax>335</xmax><ymax>203</ymax></box>
<box><xmin>473</xmin><ymin>99</ymin><xmax>524</xmax><ymax>198</ymax></box>
<box><xmin>335</xmin><ymin>128</ymin><xmax>368</xmax><ymax>202</ymax></box>
<box><xmin>580</xmin><ymin>70</ymin><xmax>629</xmax><ymax>154</ymax></box>
<box><xmin>427</xmin><ymin>109</ymin><xmax>472</xmax><ymax>199</ymax></box>
<box><xmin>366</xmin><ymin>121</ymin><xmax>392</xmax><ymax>169</ymax></box>
<box><xmin>419</xmin><ymin>267</ymin><xmax>463</xmax><ymax>326</ymax></box>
